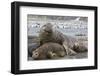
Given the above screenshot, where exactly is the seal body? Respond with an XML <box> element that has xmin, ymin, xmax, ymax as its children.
<box><xmin>39</xmin><ymin>23</ymin><xmax>87</xmax><ymax>55</ymax></box>
<box><xmin>39</xmin><ymin>23</ymin><xmax>77</xmax><ymax>55</ymax></box>
<box><xmin>39</xmin><ymin>23</ymin><xmax>64</xmax><ymax>45</ymax></box>
<box><xmin>32</xmin><ymin>42</ymin><xmax>66</xmax><ymax>60</ymax></box>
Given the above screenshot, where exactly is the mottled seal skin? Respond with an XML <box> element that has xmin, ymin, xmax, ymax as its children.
<box><xmin>72</xmin><ymin>44</ymin><xmax>88</xmax><ymax>53</ymax></box>
<box><xmin>39</xmin><ymin>23</ymin><xmax>76</xmax><ymax>55</ymax></box>
<box><xmin>32</xmin><ymin>42</ymin><xmax>66</xmax><ymax>60</ymax></box>
<box><xmin>39</xmin><ymin>23</ymin><xmax>64</xmax><ymax>45</ymax></box>
<box><xmin>39</xmin><ymin>23</ymin><xmax>87</xmax><ymax>55</ymax></box>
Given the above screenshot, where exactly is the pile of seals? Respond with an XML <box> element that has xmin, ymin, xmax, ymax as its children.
<box><xmin>29</xmin><ymin>23</ymin><xmax>87</xmax><ymax>60</ymax></box>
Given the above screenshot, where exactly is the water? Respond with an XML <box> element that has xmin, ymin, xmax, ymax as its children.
<box><xmin>28</xmin><ymin>25</ymin><xmax>87</xmax><ymax>37</ymax></box>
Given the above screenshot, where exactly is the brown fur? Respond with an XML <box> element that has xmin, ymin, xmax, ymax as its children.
<box><xmin>39</xmin><ymin>23</ymin><xmax>64</xmax><ymax>45</ymax></box>
<box><xmin>39</xmin><ymin>23</ymin><xmax>87</xmax><ymax>55</ymax></box>
<box><xmin>32</xmin><ymin>42</ymin><xmax>66</xmax><ymax>60</ymax></box>
<box><xmin>39</xmin><ymin>23</ymin><xmax>77</xmax><ymax>55</ymax></box>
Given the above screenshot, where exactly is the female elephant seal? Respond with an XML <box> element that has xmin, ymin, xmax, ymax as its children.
<box><xmin>32</xmin><ymin>42</ymin><xmax>66</xmax><ymax>60</ymax></box>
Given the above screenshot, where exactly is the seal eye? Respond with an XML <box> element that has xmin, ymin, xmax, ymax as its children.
<box><xmin>32</xmin><ymin>51</ymin><xmax>39</xmax><ymax>58</ymax></box>
<box><xmin>35</xmin><ymin>53</ymin><xmax>38</xmax><ymax>56</ymax></box>
<box><xmin>34</xmin><ymin>52</ymin><xmax>38</xmax><ymax>55</ymax></box>
<box><xmin>53</xmin><ymin>54</ymin><xmax>56</xmax><ymax>57</ymax></box>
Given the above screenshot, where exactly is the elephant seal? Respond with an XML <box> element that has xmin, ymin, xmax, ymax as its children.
<box><xmin>39</xmin><ymin>23</ymin><xmax>87</xmax><ymax>55</ymax></box>
<box><xmin>32</xmin><ymin>42</ymin><xmax>66</xmax><ymax>60</ymax></box>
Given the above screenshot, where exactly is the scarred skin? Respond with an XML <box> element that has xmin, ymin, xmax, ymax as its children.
<box><xmin>32</xmin><ymin>42</ymin><xmax>66</xmax><ymax>60</ymax></box>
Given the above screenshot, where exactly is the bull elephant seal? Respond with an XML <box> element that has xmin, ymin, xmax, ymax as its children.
<box><xmin>39</xmin><ymin>23</ymin><xmax>87</xmax><ymax>55</ymax></box>
<box><xmin>32</xmin><ymin>42</ymin><xmax>66</xmax><ymax>60</ymax></box>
